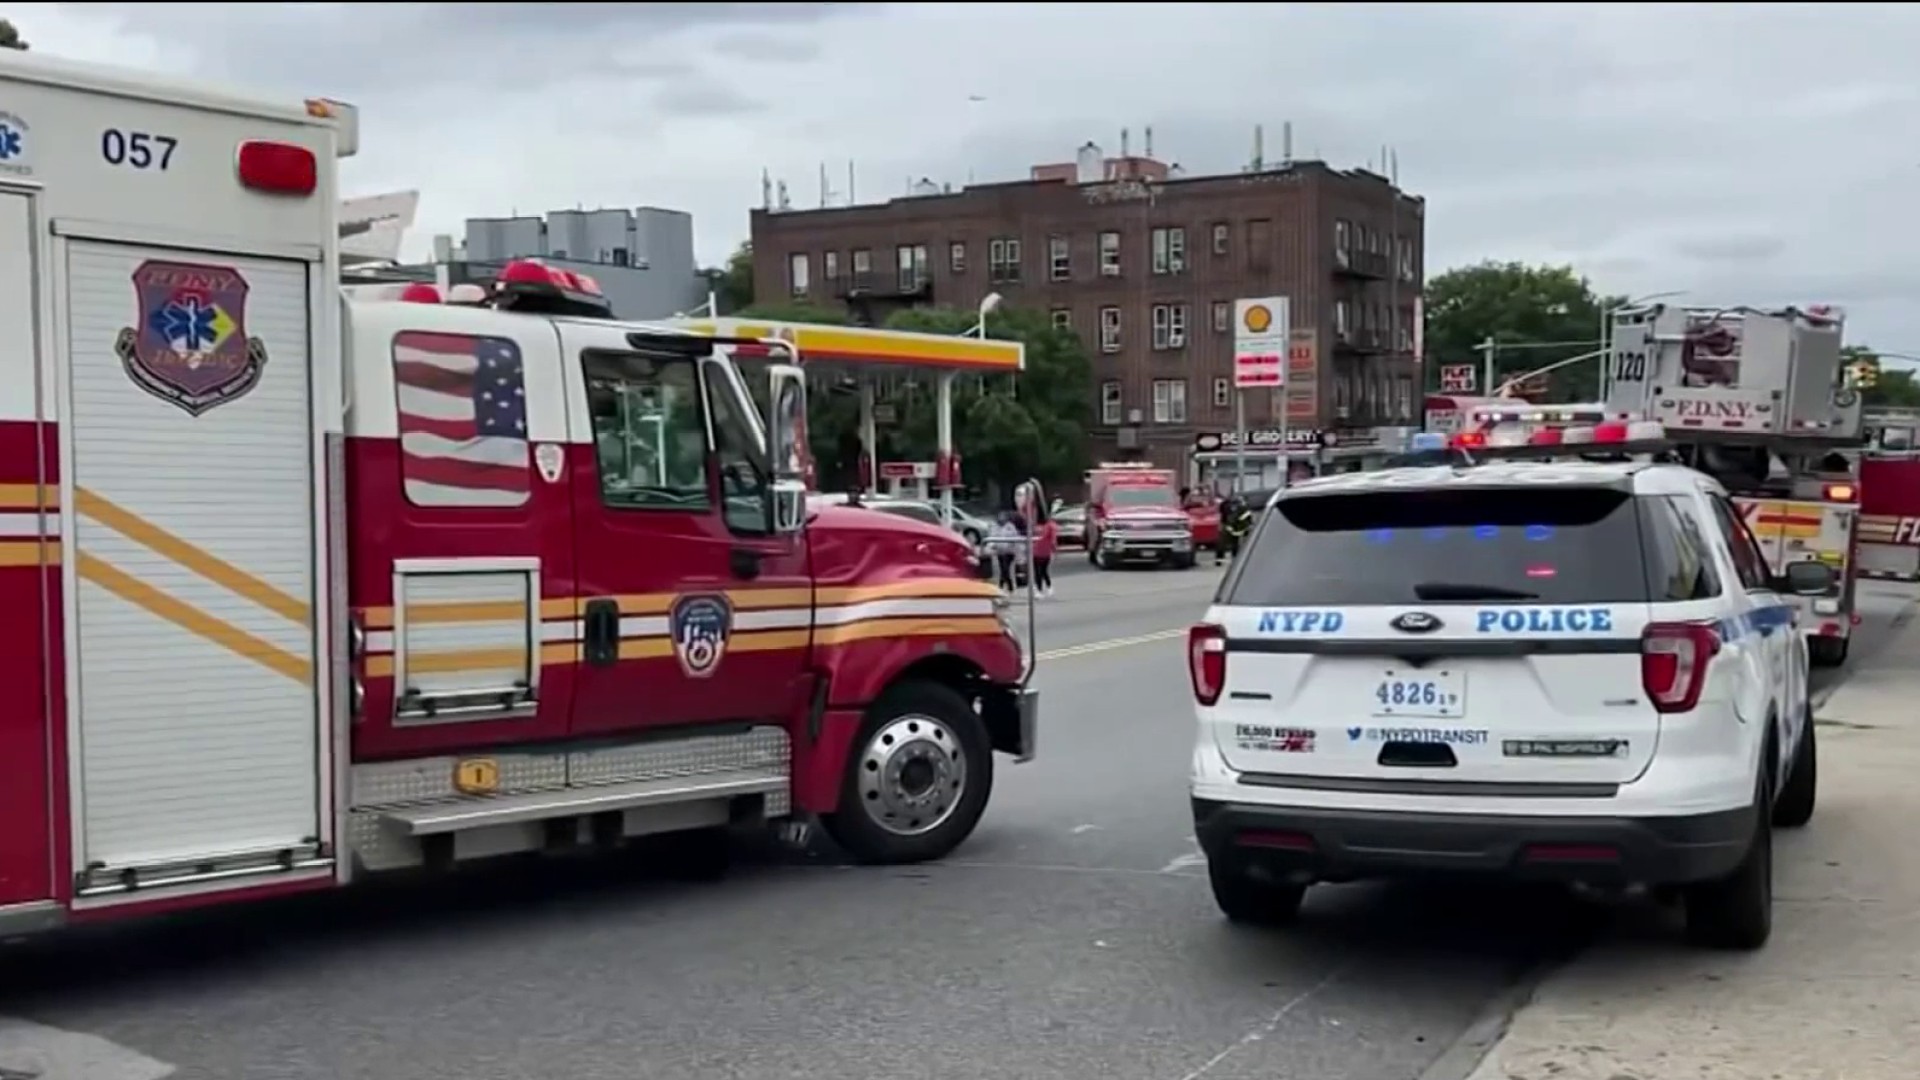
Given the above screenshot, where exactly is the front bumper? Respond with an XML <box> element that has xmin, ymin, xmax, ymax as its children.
<box><xmin>1191</xmin><ymin>798</ymin><xmax>1755</xmax><ymax>886</ymax></box>
<box><xmin>1099</xmin><ymin>532</ymin><xmax>1192</xmax><ymax>558</ymax></box>
<box><xmin>982</xmin><ymin>685</ymin><xmax>1040</xmax><ymax>763</ymax></box>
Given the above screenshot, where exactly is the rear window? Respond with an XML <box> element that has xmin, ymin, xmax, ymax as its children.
<box><xmin>1226</xmin><ymin>486</ymin><xmax>1650</xmax><ymax>606</ymax></box>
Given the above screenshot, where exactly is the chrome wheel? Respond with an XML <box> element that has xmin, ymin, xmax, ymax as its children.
<box><xmin>857</xmin><ymin>713</ymin><xmax>968</xmax><ymax>837</ymax></box>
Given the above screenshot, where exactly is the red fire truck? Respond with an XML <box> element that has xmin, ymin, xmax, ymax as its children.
<box><xmin>0</xmin><ymin>52</ymin><xmax>1036</xmax><ymax>938</ymax></box>
<box><xmin>1857</xmin><ymin>407</ymin><xmax>1920</xmax><ymax>582</ymax></box>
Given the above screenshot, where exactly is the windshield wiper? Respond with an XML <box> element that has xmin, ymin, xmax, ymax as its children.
<box><xmin>1412</xmin><ymin>581</ymin><xmax>1540</xmax><ymax>601</ymax></box>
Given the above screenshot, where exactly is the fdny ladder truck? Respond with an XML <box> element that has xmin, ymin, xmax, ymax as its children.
<box><xmin>0</xmin><ymin>51</ymin><xmax>1038</xmax><ymax>939</ymax></box>
<box><xmin>1604</xmin><ymin>302</ymin><xmax>1864</xmax><ymax>665</ymax></box>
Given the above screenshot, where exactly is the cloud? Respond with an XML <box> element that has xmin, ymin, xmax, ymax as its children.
<box><xmin>13</xmin><ymin>1</ymin><xmax>1920</xmax><ymax>350</ymax></box>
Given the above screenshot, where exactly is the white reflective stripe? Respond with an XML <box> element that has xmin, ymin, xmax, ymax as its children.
<box><xmin>814</xmin><ymin>597</ymin><xmax>996</xmax><ymax>625</ymax></box>
<box><xmin>0</xmin><ymin>511</ymin><xmax>52</xmax><ymax>537</ymax></box>
<box><xmin>736</xmin><ymin>607</ymin><xmax>813</xmax><ymax>631</ymax></box>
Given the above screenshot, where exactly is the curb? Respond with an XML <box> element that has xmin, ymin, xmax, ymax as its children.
<box><xmin>1412</xmin><ymin>946</ymin><xmax>1576</xmax><ymax>1080</ymax></box>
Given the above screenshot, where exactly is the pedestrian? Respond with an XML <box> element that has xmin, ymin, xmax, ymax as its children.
<box><xmin>990</xmin><ymin>513</ymin><xmax>1019</xmax><ymax>592</ymax></box>
<box><xmin>1032</xmin><ymin>508</ymin><xmax>1057</xmax><ymax>597</ymax></box>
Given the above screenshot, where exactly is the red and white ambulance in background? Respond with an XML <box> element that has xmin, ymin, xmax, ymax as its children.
<box><xmin>0</xmin><ymin>51</ymin><xmax>1036</xmax><ymax>939</ymax></box>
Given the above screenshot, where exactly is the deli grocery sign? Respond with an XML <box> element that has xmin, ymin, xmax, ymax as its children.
<box><xmin>1195</xmin><ymin>429</ymin><xmax>1325</xmax><ymax>452</ymax></box>
<box><xmin>1234</xmin><ymin>296</ymin><xmax>1291</xmax><ymax>389</ymax></box>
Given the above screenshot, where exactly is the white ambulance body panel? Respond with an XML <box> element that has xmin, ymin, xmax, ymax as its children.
<box><xmin>1</xmin><ymin>51</ymin><xmax>344</xmax><ymax>901</ymax></box>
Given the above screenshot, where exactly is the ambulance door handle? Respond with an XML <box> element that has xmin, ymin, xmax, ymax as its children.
<box><xmin>582</xmin><ymin>598</ymin><xmax>620</xmax><ymax>667</ymax></box>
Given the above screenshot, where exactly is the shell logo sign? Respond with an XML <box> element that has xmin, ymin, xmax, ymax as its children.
<box><xmin>1241</xmin><ymin>303</ymin><xmax>1274</xmax><ymax>334</ymax></box>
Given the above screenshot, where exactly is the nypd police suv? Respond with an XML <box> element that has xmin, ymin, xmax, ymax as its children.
<box><xmin>1188</xmin><ymin>422</ymin><xmax>1832</xmax><ymax>950</ymax></box>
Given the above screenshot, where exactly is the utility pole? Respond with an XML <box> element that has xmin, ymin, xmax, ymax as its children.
<box><xmin>1478</xmin><ymin>336</ymin><xmax>1497</xmax><ymax>396</ymax></box>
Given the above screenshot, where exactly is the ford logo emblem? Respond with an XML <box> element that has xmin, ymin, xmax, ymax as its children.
<box><xmin>1391</xmin><ymin>611</ymin><xmax>1442</xmax><ymax>634</ymax></box>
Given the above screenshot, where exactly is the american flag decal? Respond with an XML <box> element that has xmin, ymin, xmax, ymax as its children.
<box><xmin>392</xmin><ymin>331</ymin><xmax>531</xmax><ymax>507</ymax></box>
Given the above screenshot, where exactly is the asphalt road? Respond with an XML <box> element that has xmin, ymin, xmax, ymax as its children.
<box><xmin>2</xmin><ymin>572</ymin><xmax>1907</xmax><ymax>1080</ymax></box>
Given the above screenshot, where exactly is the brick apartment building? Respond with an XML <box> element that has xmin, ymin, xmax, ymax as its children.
<box><xmin>749</xmin><ymin>143</ymin><xmax>1424</xmax><ymax>470</ymax></box>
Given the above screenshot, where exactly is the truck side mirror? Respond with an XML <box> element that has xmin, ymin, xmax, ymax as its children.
<box><xmin>1781</xmin><ymin>559</ymin><xmax>1836</xmax><ymax>596</ymax></box>
<box><xmin>766</xmin><ymin>363</ymin><xmax>808</xmax><ymax>482</ymax></box>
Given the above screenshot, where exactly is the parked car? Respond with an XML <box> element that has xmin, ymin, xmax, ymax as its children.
<box><xmin>1185</xmin><ymin>498</ymin><xmax>1222</xmax><ymax>551</ymax></box>
<box><xmin>1055</xmin><ymin>505</ymin><xmax>1086</xmax><ymax>548</ymax></box>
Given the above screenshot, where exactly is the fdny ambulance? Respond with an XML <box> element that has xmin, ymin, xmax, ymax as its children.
<box><xmin>0</xmin><ymin>51</ymin><xmax>1036</xmax><ymax>938</ymax></box>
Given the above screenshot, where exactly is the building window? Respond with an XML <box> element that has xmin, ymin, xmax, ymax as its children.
<box><xmin>851</xmin><ymin>248</ymin><xmax>873</xmax><ymax>289</ymax></box>
<box><xmin>1099</xmin><ymin>306</ymin><xmax>1122</xmax><ymax>353</ymax></box>
<box><xmin>1396</xmin><ymin>236</ymin><xmax>1416</xmax><ymax>281</ymax></box>
<box><xmin>1048</xmin><ymin>235</ymin><xmax>1071</xmax><ymax>281</ymax></box>
<box><xmin>1151</xmin><ymin>303</ymin><xmax>1188</xmax><ymax>350</ymax></box>
<box><xmin>896</xmin><ymin>244</ymin><xmax>928</xmax><ymax>291</ymax></box>
<box><xmin>1050</xmin><ymin>307</ymin><xmax>1073</xmax><ymax>331</ymax></box>
<box><xmin>1211</xmin><ymin>301</ymin><xmax>1230</xmax><ymax>333</ymax></box>
<box><xmin>1246</xmin><ymin>218</ymin><xmax>1271</xmax><ymax>271</ymax></box>
<box><xmin>1334</xmin><ymin>299</ymin><xmax>1351</xmax><ymax>336</ymax></box>
<box><xmin>1334</xmin><ymin>219</ymin><xmax>1352</xmax><ymax>268</ymax></box>
<box><xmin>823</xmin><ymin>251</ymin><xmax>840</xmax><ymax>284</ymax></box>
<box><xmin>1151</xmin><ymin>227</ymin><xmax>1186</xmax><ymax>275</ymax></box>
<box><xmin>1212</xmin><ymin>222</ymin><xmax>1230</xmax><ymax>255</ymax></box>
<box><xmin>1099</xmin><ymin>231</ymin><xmax>1122</xmax><ymax>277</ymax></box>
<box><xmin>1101</xmin><ymin>380</ymin><xmax>1123</xmax><ymax>426</ymax></box>
<box><xmin>1213</xmin><ymin>377</ymin><xmax>1231</xmax><ymax>408</ymax></box>
<box><xmin>950</xmin><ymin>241</ymin><xmax>967</xmax><ymax>274</ymax></box>
<box><xmin>788</xmin><ymin>253</ymin><xmax>810</xmax><ymax>297</ymax></box>
<box><xmin>988</xmin><ymin>237</ymin><xmax>1023</xmax><ymax>284</ymax></box>
<box><xmin>1152</xmin><ymin>379</ymin><xmax>1187</xmax><ymax>424</ymax></box>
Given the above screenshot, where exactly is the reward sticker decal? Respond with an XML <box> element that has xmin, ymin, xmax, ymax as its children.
<box><xmin>669</xmin><ymin>593</ymin><xmax>733</xmax><ymax>678</ymax></box>
<box><xmin>1234</xmin><ymin>724</ymin><xmax>1315</xmax><ymax>753</ymax></box>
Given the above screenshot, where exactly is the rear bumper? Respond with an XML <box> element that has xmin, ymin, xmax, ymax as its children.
<box><xmin>1191</xmin><ymin>798</ymin><xmax>1755</xmax><ymax>886</ymax></box>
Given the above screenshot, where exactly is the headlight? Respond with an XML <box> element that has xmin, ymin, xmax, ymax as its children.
<box><xmin>1812</xmin><ymin>598</ymin><xmax>1841</xmax><ymax>616</ymax></box>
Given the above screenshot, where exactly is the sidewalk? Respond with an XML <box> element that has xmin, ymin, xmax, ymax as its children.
<box><xmin>1468</xmin><ymin>609</ymin><xmax>1920</xmax><ymax>1080</ymax></box>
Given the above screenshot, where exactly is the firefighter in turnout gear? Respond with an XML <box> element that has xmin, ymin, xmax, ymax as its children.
<box><xmin>1216</xmin><ymin>495</ymin><xmax>1254</xmax><ymax>566</ymax></box>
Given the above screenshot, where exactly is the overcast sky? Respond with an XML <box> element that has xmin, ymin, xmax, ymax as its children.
<box><xmin>14</xmin><ymin>2</ymin><xmax>1920</xmax><ymax>355</ymax></box>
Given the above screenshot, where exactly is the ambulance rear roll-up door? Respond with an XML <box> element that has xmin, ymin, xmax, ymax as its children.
<box><xmin>63</xmin><ymin>240</ymin><xmax>325</xmax><ymax>894</ymax></box>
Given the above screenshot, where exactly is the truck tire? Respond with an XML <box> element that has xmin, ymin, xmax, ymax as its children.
<box><xmin>1208</xmin><ymin>856</ymin><xmax>1306</xmax><ymax>927</ymax></box>
<box><xmin>1683</xmin><ymin>773</ymin><xmax>1772</xmax><ymax>950</ymax></box>
<box><xmin>1772</xmin><ymin>707</ymin><xmax>1817</xmax><ymax>828</ymax></box>
<box><xmin>821</xmin><ymin>680</ymin><xmax>995</xmax><ymax>865</ymax></box>
<box><xmin>1809</xmin><ymin>635</ymin><xmax>1849</xmax><ymax>667</ymax></box>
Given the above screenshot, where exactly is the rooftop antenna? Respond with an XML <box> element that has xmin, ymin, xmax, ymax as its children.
<box><xmin>1282</xmin><ymin>121</ymin><xmax>1293</xmax><ymax>164</ymax></box>
<box><xmin>1144</xmin><ymin>125</ymin><xmax>1154</xmax><ymax>158</ymax></box>
<box><xmin>848</xmin><ymin>160</ymin><xmax>856</xmax><ymax>205</ymax></box>
<box><xmin>775</xmin><ymin>179</ymin><xmax>790</xmax><ymax>211</ymax></box>
<box><xmin>818</xmin><ymin>161</ymin><xmax>829</xmax><ymax>208</ymax></box>
<box><xmin>1252</xmin><ymin>124</ymin><xmax>1265</xmax><ymax>172</ymax></box>
<box><xmin>1120</xmin><ymin>126</ymin><xmax>1130</xmax><ymax>158</ymax></box>
<box><xmin>1390</xmin><ymin>147</ymin><xmax>1400</xmax><ymax>185</ymax></box>
<box><xmin>761</xmin><ymin>168</ymin><xmax>772</xmax><ymax>211</ymax></box>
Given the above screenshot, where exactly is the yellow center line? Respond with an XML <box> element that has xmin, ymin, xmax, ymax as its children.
<box><xmin>1036</xmin><ymin>627</ymin><xmax>1186</xmax><ymax>661</ymax></box>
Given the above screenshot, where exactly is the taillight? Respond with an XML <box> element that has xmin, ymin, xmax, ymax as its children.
<box><xmin>1189</xmin><ymin>623</ymin><xmax>1227</xmax><ymax>706</ymax></box>
<box><xmin>236</xmin><ymin>140</ymin><xmax>318</xmax><ymax>195</ymax></box>
<box><xmin>1640</xmin><ymin>621</ymin><xmax>1721</xmax><ymax>713</ymax></box>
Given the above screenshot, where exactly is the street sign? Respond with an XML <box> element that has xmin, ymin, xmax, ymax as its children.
<box><xmin>1234</xmin><ymin>297</ymin><xmax>1290</xmax><ymax>388</ymax></box>
<box><xmin>1440</xmin><ymin>364</ymin><xmax>1476</xmax><ymax>393</ymax></box>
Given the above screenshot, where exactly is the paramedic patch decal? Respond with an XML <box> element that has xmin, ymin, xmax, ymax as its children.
<box><xmin>670</xmin><ymin>593</ymin><xmax>733</xmax><ymax>678</ymax></box>
<box><xmin>114</xmin><ymin>260</ymin><xmax>269</xmax><ymax>416</ymax></box>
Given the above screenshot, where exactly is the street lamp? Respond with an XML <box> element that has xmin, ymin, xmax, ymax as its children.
<box><xmin>1597</xmin><ymin>290</ymin><xmax>1687</xmax><ymax>399</ymax></box>
<box><xmin>967</xmin><ymin>291</ymin><xmax>1003</xmax><ymax>338</ymax></box>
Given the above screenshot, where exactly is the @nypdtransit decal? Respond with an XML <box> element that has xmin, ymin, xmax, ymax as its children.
<box><xmin>1348</xmin><ymin>726</ymin><xmax>1489</xmax><ymax>744</ymax></box>
<box><xmin>670</xmin><ymin>593</ymin><xmax>733</xmax><ymax>678</ymax></box>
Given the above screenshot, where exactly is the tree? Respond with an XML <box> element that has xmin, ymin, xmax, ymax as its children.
<box><xmin>714</xmin><ymin>242</ymin><xmax>754</xmax><ymax>315</ymax></box>
<box><xmin>0</xmin><ymin>19</ymin><xmax>26</xmax><ymax>50</ymax></box>
<box><xmin>1423</xmin><ymin>261</ymin><xmax>1625</xmax><ymax>402</ymax></box>
<box><xmin>1843</xmin><ymin>345</ymin><xmax>1920</xmax><ymax>409</ymax></box>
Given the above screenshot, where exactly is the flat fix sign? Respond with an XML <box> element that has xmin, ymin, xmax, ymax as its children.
<box><xmin>1440</xmin><ymin>364</ymin><xmax>1476</xmax><ymax>393</ymax></box>
<box><xmin>1234</xmin><ymin>297</ymin><xmax>1291</xmax><ymax>389</ymax></box>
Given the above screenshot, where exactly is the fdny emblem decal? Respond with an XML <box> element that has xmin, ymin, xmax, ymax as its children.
<box><xmin>114</xmin><ymin>259</ymin><xmax>270</xmax><ymax>416</ymax></box>
<box><xmin>670</xmin><ymin>593</ymin><xmax>733</xmax><ymax>678</ymax></box>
